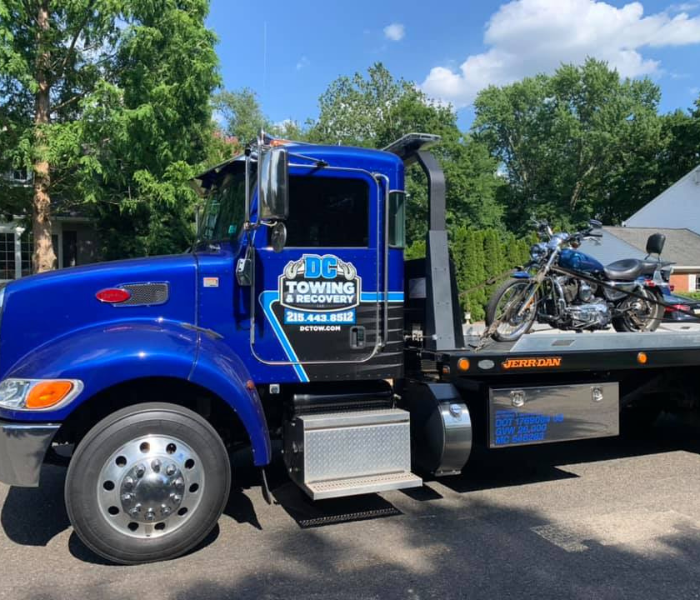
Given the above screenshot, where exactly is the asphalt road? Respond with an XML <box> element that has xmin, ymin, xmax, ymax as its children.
<box><xmin>3</xmin><ymin>415</ymin><xmax>700</xmax><ymax>600</ymax></box>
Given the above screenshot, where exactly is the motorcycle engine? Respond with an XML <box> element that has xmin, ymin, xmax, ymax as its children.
<box><xmin>557</xmin><ymin>277</ymin><xmax>610</xmax><ymax>328</ymax></box>
<box><xmin>567</xmin><ymin>302</ymin><xmax>611</xmax><ymax>328</ymax></box>
<box><xmin>578</xmin><ymin>282</ymin><xmax>595</xmax><ymax>303</ymax></box>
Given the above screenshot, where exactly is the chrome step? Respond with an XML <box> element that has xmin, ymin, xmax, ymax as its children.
<box><xmin>305</xmin><ymin>471</ymin><xmax>422</xmax><ymax>500</ymax></box>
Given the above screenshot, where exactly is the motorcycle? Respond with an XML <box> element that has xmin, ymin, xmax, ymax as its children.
<box><xmin>485</xmin><ymin>218</ymin><xmax>669</xmax><ymax>342</ymax></box>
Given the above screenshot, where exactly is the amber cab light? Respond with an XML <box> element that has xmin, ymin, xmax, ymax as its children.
<box><xmin>26</xmin><ymin>381</ymin><xmax>74</xmax><ymax>409</ymax></box>
<box><xmin>96</xmin><ymin>288</ymin><xmax>131</xmax><ymax>303</ymax></box>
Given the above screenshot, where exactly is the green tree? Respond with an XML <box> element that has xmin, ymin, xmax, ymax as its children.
<box><xmin>656</xmin><ymin>97</ymin><xmax>700</xmax><ymax>188</ymax></box>
<box><xmin>214</xmin><ymin>87</ymin><xmax>271</xmax><ymax>146</ymax></box>
<box><xmin>473</xmin><ymin>58</ymin><xmax>665</xmax><ymax>230</ymax></box>
<box><xmin>0</xmin><ymin>0</ymin><xmax>219</xmax><ymax>266</ymax></box>
<box><xmin>309</xmin><ymin>63</ymin><xmax>504</xmax><ymax>243</ymax></box>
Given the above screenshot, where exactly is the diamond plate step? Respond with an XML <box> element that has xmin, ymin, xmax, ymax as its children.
<box><xmin>305</xmin><ymin>471</ymin><xmax>422</xmax><ymax>500</ymax></box>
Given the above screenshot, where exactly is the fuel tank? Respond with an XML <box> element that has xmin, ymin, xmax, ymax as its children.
<box><xmin>558</xmin><ymin>248</ymin><xmax>604</xmax><ymax>273</ymax></box>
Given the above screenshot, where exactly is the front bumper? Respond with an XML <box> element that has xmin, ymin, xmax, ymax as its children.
<box><xmin>0</xmin><ymin>420</ymin><xmax>60</xmax><ymax>487</ymax></box>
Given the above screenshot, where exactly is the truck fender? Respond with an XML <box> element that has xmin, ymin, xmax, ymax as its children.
<box><xmin>190</xmin><ymin>333</ymin><xmax>272</xmax><ymax>467</ymax></box>
<box><xmin>2</xmin><ymin>319</ymin><xmax>197</xmax><ymax>423</ymax></box>
<box><xmin>1</xmin><ymin>320</ymin><xmax>272</xmax><ymax>466</ymax></box>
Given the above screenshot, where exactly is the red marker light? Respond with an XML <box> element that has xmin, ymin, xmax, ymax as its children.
<box><xmin>96</xmin><ymin>288</ymin><xmax>131</xmax><ymax>304</ymax></box>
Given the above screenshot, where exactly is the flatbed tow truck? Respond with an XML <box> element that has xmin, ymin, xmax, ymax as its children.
<box><xmin>0</xmin><ymin>133</ymin><xmax>697</xmax><ymax>564</ymax></box>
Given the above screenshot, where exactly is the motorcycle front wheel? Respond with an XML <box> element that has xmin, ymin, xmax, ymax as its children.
<box><xmin>612</xmin><ymin>287</ymin><xmax>663</xmax><ymax>333</ymax></box>
<box><xmin>485</xmin><ymin>278</ymin><xmax>539</xmax><ymax>342</ymax></box>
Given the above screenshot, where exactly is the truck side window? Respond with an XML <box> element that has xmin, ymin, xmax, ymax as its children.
<box><xmin>388</xmin><ymin>191</ymin><xmax>406</xmax><ymax>248</ymax></box>
<box><xmin>285</xmin><ymin>176</ymin><xmax>369</xmax><ymax>248</ymax></box>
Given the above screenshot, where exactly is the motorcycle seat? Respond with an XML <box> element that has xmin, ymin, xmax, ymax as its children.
<box><xmin>604</xmin><ymin>258</ymin><xmax>658</xmax><ymax>281</ymax></box>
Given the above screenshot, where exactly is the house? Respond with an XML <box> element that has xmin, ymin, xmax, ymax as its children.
<box><xmin>580</xmin><ymin>227</ymin><xmax>700</xmax><ymax>293</ymax></box>
<box><xmin>624</xmin><ymin>165</ymin><xmax>700</xmax><ymax>234</ymax></box>
<box><xmin>0</xmin><ymin>169</ymin><xmax>100</xmax><ymax>283</ymax></box>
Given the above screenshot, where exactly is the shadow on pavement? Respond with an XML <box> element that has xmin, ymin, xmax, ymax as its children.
<box><xmin>19</xmin><ymin>494</ymin><xmax>700</xmax><ymax>600</ymax></box>
<box><xmin>1</xmin><ymin>466</ymin><xmax>69</xmax><ymax>547</ymax></box>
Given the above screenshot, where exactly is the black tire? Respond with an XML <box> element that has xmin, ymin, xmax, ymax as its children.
<box><xmin>65</xmin><ymin>402</ymin><xmax>231</xmax><ymax>565</ymax></box>
<box><xmin>485</xmin><ymin>278</ymin><xmax>538</xmax><ymax>342</ymax></box>
<box><xmin>612</xmin><ymin>288</ymin><xmax>663</xmax><ymax>333</ymax></box>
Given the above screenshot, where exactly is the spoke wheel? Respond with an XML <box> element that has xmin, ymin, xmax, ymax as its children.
<box><xmin>486</xmin><ymin>279</ymin><xmax>539</xmax><ymax>342</ymax></box>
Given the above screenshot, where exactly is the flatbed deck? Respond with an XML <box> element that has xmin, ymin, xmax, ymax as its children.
<box><xmin>411</xmin><ymin>330</ymin><xmax>700</xmax><ymax>377</ymax></box>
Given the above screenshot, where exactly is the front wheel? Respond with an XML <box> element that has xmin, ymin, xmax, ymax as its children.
<box><xmin>612</xmin><ymin>288</ymin><xmax>663</xmax><ymax>333</ymax></box>
<box><xmin>65</xmin><ymin>402</ymin><xmax>231</xmax><ymax>564</ymax></box>
<box><xmin>485</xmin><ymin>278</ymin><xmax>539</xmax><ymax>342</ymax></box>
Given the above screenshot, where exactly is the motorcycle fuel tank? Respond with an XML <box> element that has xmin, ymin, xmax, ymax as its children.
<box><xmin>558</xmin><ymin>249</ymin><xmax>604</xmax><ymax>273</ymax></box>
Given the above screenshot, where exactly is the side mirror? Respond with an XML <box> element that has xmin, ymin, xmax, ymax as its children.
<box><xmin>589</xmin><ymin>219</ymin><xmax>602</xmax><ymax>229</ymax></box>
<box><xmin>270</xmin><ymin>221</ymin><xmax>287</xmax><ymax>253</ymax></box>
<box><xmin>236</xmin><ymin>250</ymin><xmax>253</xmax><ymax>287</ymax></box>
<box><xmin>258</xmin><ymin>147</ymin><xmax>289</xmax><ymax>221</ymax></box>
<box><xmin>646</xmin><ymin>232</ymin><xmax>666</xmax><ymax>256</ymax></box>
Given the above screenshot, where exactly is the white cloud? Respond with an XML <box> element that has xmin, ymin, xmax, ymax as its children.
<box><xmin>383</xmin><ymin>23</ymin><xmax>405</xmax><ymax>41</ymax></box>
<box><xmin>296</xmin><ymin>56</ymin><xmax>310</xmax><ymax>71</ymax></box>
<box><xmin>420</xmin><ymin>0</ymin><xmax>700</xmax><ymax>108</ymax></box>
<box><xmin>669</xmin><ymin>2</ymin><xmax>700</xmax><ymax>12</ymax></box>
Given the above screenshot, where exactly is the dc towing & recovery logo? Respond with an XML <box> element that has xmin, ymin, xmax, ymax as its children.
<box><xmin>279</xmin><ymin>254</ymin><xmax>361</xmax><ymax>330</ymax></box>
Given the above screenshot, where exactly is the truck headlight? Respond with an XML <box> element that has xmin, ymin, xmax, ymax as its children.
<box><xmin>0</xmin><ymin>378</ymin><xmax>83</xmax><ymax>410</ymax></box>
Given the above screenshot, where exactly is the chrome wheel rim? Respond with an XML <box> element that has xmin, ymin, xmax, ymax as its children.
<box><xmin>97</xmin><ymin>435</ymin><xmax>205</xmax><ymax>539</ymax></box>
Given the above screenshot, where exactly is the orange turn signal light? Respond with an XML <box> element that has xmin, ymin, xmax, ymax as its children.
<box><xmin>457</xmin><ymin>358</ymin><xmax>471</xmax><ymax>371</ymax></box>
<box><xmin>26</xmin><ymin>381</ymin><xmax>74</xmax><ymax>409</ymax></box>
<box><xmin>637</xmin><ymin>352</ymin><xmax>648</xmax><ymax>365</ymax></box>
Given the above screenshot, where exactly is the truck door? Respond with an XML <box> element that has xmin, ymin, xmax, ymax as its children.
<box><xmin>251</xmin><ymin>168</ymin><xmax>386</xmax><ymax>381</ymax></box>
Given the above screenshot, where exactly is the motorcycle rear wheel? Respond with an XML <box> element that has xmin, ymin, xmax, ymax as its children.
<box><xmin>612</xmin><ymin>288</ymin><xmax>663</xmax><ymax>333</ymax></box>
<box><xmin>485</xmin><ymin>278</ymin><xmax>539</xmax><ymax>342</ymax></box>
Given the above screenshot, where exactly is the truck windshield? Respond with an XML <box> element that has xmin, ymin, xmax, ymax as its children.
<box><xmin>198</xmin><ymin>170</ymin><xmax>248</xmax><ymax>243</ymax></box>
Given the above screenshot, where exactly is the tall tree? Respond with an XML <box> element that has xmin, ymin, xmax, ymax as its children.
<box><xmin>473</xmin><ymin>58</ymin><xmax>665</xmax><ymax>230</ymax></box>
<box><xmin>0</xmin><ymin>0</ymin><xmax>219</xmax><ymax>267</ymax></box>
<box><xmin>656</xmin><ymin>97</ymin><xmax>700</xmax><ymax>187</ymax></box>
<box><xmin>214</xmin><ymin>88</ymin><xmax>271</xmax><ymax>146</ymax></box>
<box><xmin>309</xmin><ymin>63</ymin><xmax>504</xmax><ymax>242</ymax></box>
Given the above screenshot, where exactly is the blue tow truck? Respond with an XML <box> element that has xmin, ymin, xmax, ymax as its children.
<box><xmin>1</xmin><ymin>133</ymin><xmax>698</xmax><ymax>564</ymax></box>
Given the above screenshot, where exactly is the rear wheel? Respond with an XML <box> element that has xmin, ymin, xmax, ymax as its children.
<box><xmin>485</xmin><ymin>278</ymin><xmax>539</xmax><ymax>342</ymax></box>
<box><xmin>65</xmin><ymin>402</ymin><xmax>231</xmax><ymax>564</ymax></box>
<box><xmin>612</xmin><ymin>288</ymin><xmax>663</xmax><ymax>333</ymax></box>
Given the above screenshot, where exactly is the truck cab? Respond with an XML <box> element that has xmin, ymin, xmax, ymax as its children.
<box><xmin>191</xmin><ymin>141</ymin><xmax>406</xmax><ymax>384</ymax></box>
<box><xmin>0</xmin><ymin>134</ymin><xmax>449</xmax><ymax>564</ymax></box>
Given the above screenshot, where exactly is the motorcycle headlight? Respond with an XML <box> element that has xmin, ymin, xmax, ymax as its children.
<box><xmin>0</xmin><ymin>378</ymin><xmax>83</xmax><ymax>410</ymax></box>
<box><xmin>530</xmin><ymin>243</ymin><xmax>547</xmax><ymax>261</ymax></box>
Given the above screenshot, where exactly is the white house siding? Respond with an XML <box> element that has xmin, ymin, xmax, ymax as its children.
<box><xmin>625</xmin><ymin>166</ymin><xmax>700</xmax><ymax>234</ymax></box>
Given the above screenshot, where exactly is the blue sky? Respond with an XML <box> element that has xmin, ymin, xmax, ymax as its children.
<box><xmin>207</xmin><ymin>0</ymin><xmax>700</xmax><ymax>130</ymax></box>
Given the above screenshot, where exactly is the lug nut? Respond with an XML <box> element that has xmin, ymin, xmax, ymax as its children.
<box><xmin>174</xmin><ymin>477</ymin><xmax>184</xmax><ymax>489</ymax></box>
<box><xmin>172</xmin><ymin>494</ymin><xmax>182</xmax><ymax>504</ymax></box>
<box><xmin>129</xmin><ymin>503</ymin><xmax>142</xmax><ymax>517</ymax></box>
<box><xmin>151</xmin><ymin>459</ymin><xmax>161</xmax><ymax>472</ymax></box>
<box><xmin>121</xmin><ymin>493</ymin><xmax>133</xmax><ymax>504</ymax></box>
<box><xmin>135</xmin><ymin>464</ymin><xmax>146</xmax><ymax>478</ymax></box>
<box><xmin>161</xmin><ymin>504</ymin><xmax>171</xmax><ymax>516</ymax></box>
<box><xmin>145</xmin><ymin>509</ymin><xmax>156</xmax><ymax>522</ymax></box>
<box><xmin>165</xmin><ymin>464</ymin><xmax>176</xmax><ymax>476</ymax></box>
<box><xmin>123</xmin><ymin>476</ymin><xmax>134</xmax><ymax>490</ymax></box>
